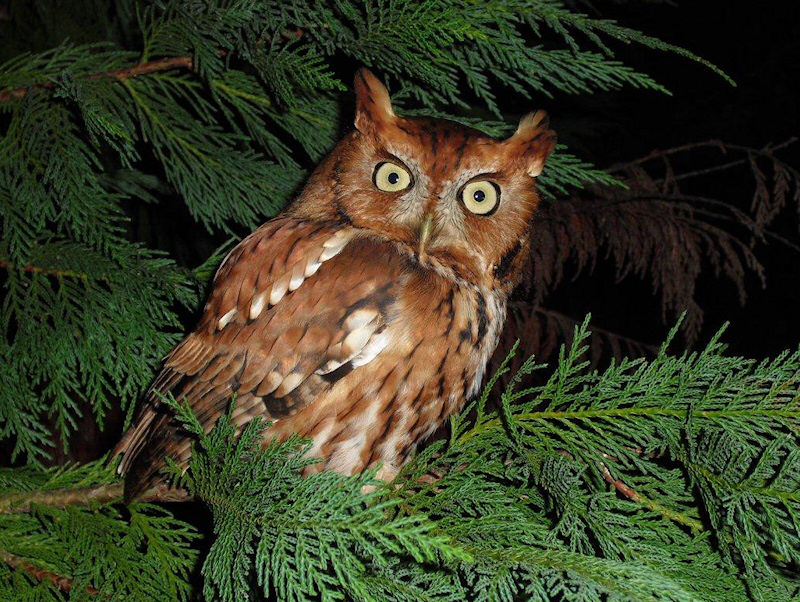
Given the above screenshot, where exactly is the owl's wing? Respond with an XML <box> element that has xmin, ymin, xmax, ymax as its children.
<box><xmin>114</xmin><ymin>216</ymin><xmax>402</xmax><ymax>497</ymax></box>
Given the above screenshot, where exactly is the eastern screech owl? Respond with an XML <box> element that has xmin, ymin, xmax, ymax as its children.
<box><xmin>115</xmin><ymin>69</ymin><xmax>556</xmax><ymax>499</ymax></box>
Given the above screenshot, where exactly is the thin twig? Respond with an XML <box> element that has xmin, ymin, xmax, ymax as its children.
<box><xmin>533</xmin><ymin>308</ymin><xmax>661</xmax><ymax>355</ymax></box>
<box><xmin>612</xmin><ymin>138</ymin><xmax>797</xmax><ymax>172</ymax></box>
<box><xmin>598</xmin><ymin>461</ymin><xmax>642</xmax><ymax>502</ymax></box>
<box><xmin>103</xmin><ymin>56</ymin><xmax>193</xmax><ymax>82</ymax></box>
<box><xmin>598</xmin><ymin>461</ymin><xmax>704</xmax><ymax>533</ymax></box>
<box><xmin>0</xmin><ymin>549</ymin><xmax>99</xmax><ymax>594</ymax></box>
<box><xmin>669</xmin><ymin>157</ymin><xmax>757</xmax><ymax>183</ymax></box>
<box><xmin>0</xmin><ymin>259</ymin><xmax>88</xmax><ymax>279</ymax></box>
<box><xmin>0</xmin><ymin>55</ymin><xmax>195</xmax><ymax>104</ymax></box>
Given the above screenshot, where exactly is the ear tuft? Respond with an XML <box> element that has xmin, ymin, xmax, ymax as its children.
<box><xmin>506</xmin><ymin>110</ymin><xmax>557</xmax><ymax>177</ymax></box>
<box><xmin>354</xmin><ymin>68</ymin><xmax>395</xmax><ymax>133</ymax></box>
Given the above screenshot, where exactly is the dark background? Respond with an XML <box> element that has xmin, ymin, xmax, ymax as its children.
<box><xmin>548</xmin><ymin>1</ymin><xmax>799</xmax><ymax>358</ymax></box>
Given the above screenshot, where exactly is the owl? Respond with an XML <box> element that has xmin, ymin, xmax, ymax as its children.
<box><xmin>114</xmin><ymin>69</ymin><xmax>556</xmax><ymax>499</ymax></box>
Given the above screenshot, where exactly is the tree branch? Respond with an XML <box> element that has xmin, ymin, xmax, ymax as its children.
<box><xmin>598</xmin><ymin>460</ymin><xmax>704</xmax><ymax>533</ymax></box>
<box><xmin>608</xmin><ymin>138</ymin><xmax>798</xmax><ymax>186</ymax></box>
<box><xmin>613</xmin><ymin>137</ymin><xmax>797</xmax><ymax>171</ymax></box>
<box><xmin>0</xmin><ymin>481</ymin><xmax>192</xmax><ymax>515</ymax></box>
<box><xmin>0</xmin><ymin>482</ymin><xmax>124</xmax><ymax>514</ymax></box>
<box><xmin>0</xmin><ymin>259</ymin><xmax>89</xmax><ymax>279</ymax></box>
<box><xmin>0</xmin><ymin>55</ymin><xmax>195</xmax><ymax>104</ymax></box>
<box><xmin>0</xmin><ymin>549</ymin><xmax>99</xmax><ymax>594</ymax></box>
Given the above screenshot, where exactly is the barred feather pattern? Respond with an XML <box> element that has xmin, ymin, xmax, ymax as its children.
<box><xmin>115</xmin><ymin>217</ymin><xmax>505</xmax><ymax>496</ymax></box>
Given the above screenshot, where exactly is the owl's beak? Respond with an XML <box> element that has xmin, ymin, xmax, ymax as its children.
<box><xmin>417</xmin><ymin>214</ymin><xmax>435</xmax><ymax>257</ymax></box>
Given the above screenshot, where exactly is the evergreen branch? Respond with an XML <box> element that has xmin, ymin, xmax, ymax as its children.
<box><xmin>525</xmin><ymin>0</ymin><xmax>735</xmax><ymax>85</ymax></box>
<box><xmin>0</xmin><ymin>258</ymin><xmax>89</xmax><ymax>279</ymax></box>
<box><xmin>459</xmin><ymin>406</ymin><xmax>800</xmax><ymax>446</ymax></box>
<box><xmin>462</xmin><ymin>545</ymin><xmax>697</xmax><ymax>602</ymax></box>
<box><xmin>0</xmin><ymin>55</ymin><xmax>195</xmax><ymax>104</ymax></box>
<box><xmin>0</xmin><ymin>549</ymin><xmax>99</xmax><ymax>595</ymax></box>
<box><xmin>552</xmin><ymin>446</ymin><xmax>705</xmax><ymax>532</ymax></box>
<box><xmin>529</xmin><ymin>133</ymin><xmax>800</xmax><ymax>347</ymax></box>
<box><xmin>0</xmin><ymin>482</ymin><xmax>193</xmax><ymax>515</ymax></box>
<box><xmin>598</xmin><ymin>461</ymin><xmax>704</xmax><ymax>533</ymax></box>
<box><xmin>690</xmin><ymin>462</ymin><xmax>800</xmax><ymax>505</ymax></box>
<box><xmin>0</xmin><ymin>483</ymin><xmax>123</xmax><ymax>515</ymax></box>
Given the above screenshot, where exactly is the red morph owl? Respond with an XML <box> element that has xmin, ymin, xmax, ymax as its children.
<box><xmin>114</xmin><ymin>68</ymin><xmax>556</xmax><ymax>499</ymax></box>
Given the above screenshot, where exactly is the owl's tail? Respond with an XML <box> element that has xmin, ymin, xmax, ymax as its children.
<box><xmin>110</xmin><ymin>368</ymin><xmax>194</xmax><ymax>502</ymax></box>
<box><xmin>111</xmin><ymin>411</ymin><xmax>188</xmax><ymax>502</ymax></box>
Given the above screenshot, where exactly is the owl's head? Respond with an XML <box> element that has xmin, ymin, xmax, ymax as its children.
<box><xmin>294</xmin><ymin>69</ymin><xmax>556</xmax><ymax>291</ymax></box>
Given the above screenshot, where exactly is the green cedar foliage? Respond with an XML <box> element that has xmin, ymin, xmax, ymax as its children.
<box><xmin>169</xmin><ymin>319</ymin><xmax>800</xmax><ymax>601</ymax></box>
<box><xmin>0</xmin><ymin>459</ymin><xmax>198</xmax><ymax>600</ymax></box>
<box><xmin>1</xmin><ymin>0</ymin><xmax>798</xmax><ymax>600</ymax></box>
<box><xmin>3</xmin><ymin>321</ymin><xmax>799</xmax><ymax>599</ymax></box>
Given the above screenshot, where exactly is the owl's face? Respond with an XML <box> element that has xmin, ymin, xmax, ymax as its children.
<box><xmin>294</xmin><ymin>70</ymin><xmax>556</xmax><ymax>291</ymax></box>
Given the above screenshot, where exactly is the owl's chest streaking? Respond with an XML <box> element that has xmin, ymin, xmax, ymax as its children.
<box><xmin>115</xmin><ymin>219</ymin><xmax>508</xmax><ymax>493</ymax></box>
<box><xmin>262</xmin><ymin>234</ymin><xmax>507</xmax><ymax>476</ymax></box>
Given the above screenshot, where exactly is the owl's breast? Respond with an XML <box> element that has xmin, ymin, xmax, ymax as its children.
<box><xmin>266</xmin><ymin>236</ymin><xmax>508</xmax><ymax>476</ymax></box>
<box><xmin>117</xmin><ymin>223</ymin><xmax>509</xmax><ymax>492</ymax></box>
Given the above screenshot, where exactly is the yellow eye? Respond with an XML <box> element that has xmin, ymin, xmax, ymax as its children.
<box><xmin>373</xmin><ymin>161</ymin><xmax>412</xmax><ymax>192</ymax></box>
<box><xmin>461</xmin><ymin>180</ymin><xmax>499</xmax><ymax>215</ymax></box>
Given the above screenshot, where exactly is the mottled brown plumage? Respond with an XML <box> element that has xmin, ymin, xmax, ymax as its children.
<box><xmin>114</xmin><ymin>69</ymin><xmax>556</xmax><ymax>498</ymax></box>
